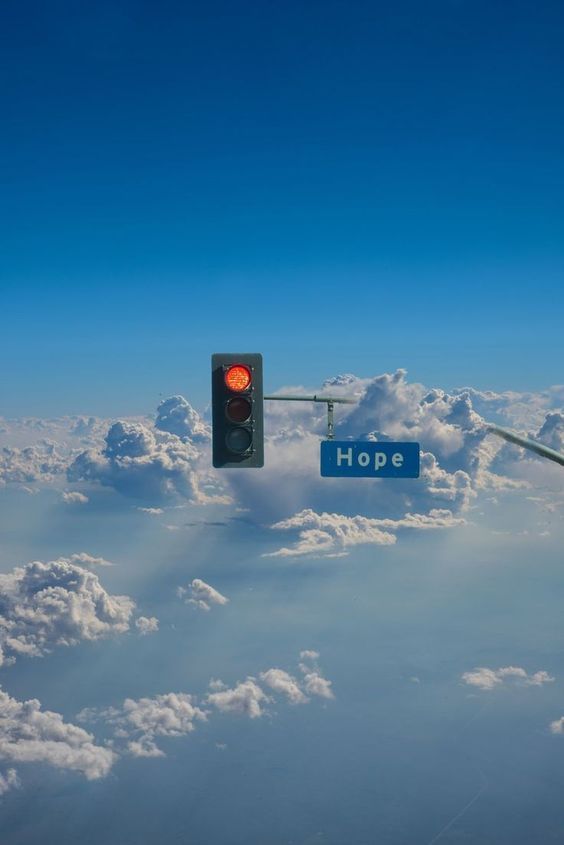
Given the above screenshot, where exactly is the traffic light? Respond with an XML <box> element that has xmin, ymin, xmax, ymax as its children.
<box><xmin>211</xmin><ymin>353</ymin><xmax>264</xmax><ymax>468</ymax></box>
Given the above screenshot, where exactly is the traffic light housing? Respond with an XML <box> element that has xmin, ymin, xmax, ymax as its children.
<box><xmin>211</xmin><ymin>353</ymin><xmax>264</xmax><ymax>468</ymax></box>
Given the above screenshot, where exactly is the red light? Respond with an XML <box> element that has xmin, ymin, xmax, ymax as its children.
<box><xmin>225</xmin><ymin>364</ymin><xmax>251</xmax><ymax>392</ymax></box>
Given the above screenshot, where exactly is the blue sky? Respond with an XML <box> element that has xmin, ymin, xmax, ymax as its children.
<box><xmin>1</xmin><ymin>4</ymin><xmax>564</xmax><ymax>843</ymax></box>
<box><xmin>2</xmin><ymin>0</ymin><xmax>563</xmax><ymax>415</ymax></box>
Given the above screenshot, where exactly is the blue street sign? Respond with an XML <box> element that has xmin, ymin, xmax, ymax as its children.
<box><xmin>320</xmin><ymin>440</ymin><xmax>420</xmax><ymax>478</ymax></box>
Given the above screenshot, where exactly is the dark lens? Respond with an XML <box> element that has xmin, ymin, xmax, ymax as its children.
<box><xmin>225</xmin><ymin>427</ymin><xmax>252</xmax><ymax>454</ymax></box>
<box><xmin>226</xmin><ymin>397</ymin><xmax>252</xmax><ymax>423</ymax></box>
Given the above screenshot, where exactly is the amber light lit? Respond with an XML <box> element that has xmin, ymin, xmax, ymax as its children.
<box><xmin>224</xmin><ymin>364</ymin><xmax>252</xmax><ymax>392</ymax></box>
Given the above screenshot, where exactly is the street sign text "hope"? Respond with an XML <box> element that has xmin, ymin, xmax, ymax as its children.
<box><xmin>320</xmin><ymin>441</ymin><xmax>420</xmax><ymax>478</ymax></box>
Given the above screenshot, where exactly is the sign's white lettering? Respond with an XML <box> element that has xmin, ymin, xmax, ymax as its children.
<box><xmin>337</xmin><ymin>447</ymin><xmax>353</xmax><ymax>467</ymax></box>
<box><xmin>335</xmin><ymin>448</ymin><xmax>408</xmax><ymax>471</ymax></box>
<box><xmin>321</xmin><ymin>440</ymin><xmax>420</xmax><ymax>479</ymax></box>
<box><xmin>375</xmin><ymin>452</ymin><xmax>386</xmax><ymax>469</ymax></box>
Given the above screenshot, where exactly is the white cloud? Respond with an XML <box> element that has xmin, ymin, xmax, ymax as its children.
<box><xmin>178</xmin><ymin>579</ymin><xmax>229</xmax><ymax>612</ymax></box>
<box><xmin>137</xmin><ymin>507</ymin><xmax>164</xmax><ymax>515</ymax></box>
<box><xmin>135</xmin><ymin>616</ymin><xmax>159</xmax><ymax>636</ymax></box>
<box><xmin>62</xmin><ymin>491</ymin><xmax>89</xmax><ymax>504</ymax></box>
<box><xmin>78</xmin><ymin>692</ymin><xmax>207</xmax><ymax>758</ymax></box>
<box><xmin>0</xmin><ymin>768</ymin><xmax>20</xmax><ymax>796</ymax></box>
<box><xmin>5</xmin><ymin>375</ymin><xmax>561</xmax><ymax>517</ymax></box>
<box><xmin>0</xmin><ymin>688</ymin><xmax>115</xmax><ymax>780</ymax></box>
<box><xmin>67</xmin><ymin>414</ymin><xmax>230</xmax><ymax>505</ymax></box>
<box><xmin>77</xmin><ymin>653</ymin><xmax>334</xmax><ymax>761</ymax></box>
<box><xmin>487</xmin><ymin>409</ymin><xmax>564</xmax><ymax>490</ymax></box>
<box><xmin>206</xmin><ymin>679</ymin><xmax>270</xmax><ymax>719</ymax></box>
<box><xmin>550</xmin><ymin>717</ymin><xmax>564</xmax><ymax>735</ymax></box>
<box><xmin>67</xmin><ymin>420</ymin><xmax>205</xmax><ymax>501</ymax></box>
<box><xmin>302</xmin><ymin>672</ymin><xmax>335</xmax><ymax>700</ymax></box>
<box><xmin>265</xmin><ymin>507</ymin><xmax>464</xmax><ymax>558</ymax></box>
<box><xmin>461</xmin><ymin>666</ymin><xmax>555</xmax><ymax>691</ymax></box>
<box><xmin>453</xmin><ymin>385</ymin><xmax>564</xmax><ymax>430</ymax></box>
<box><xmin>64</xmin><ymin>552</ymin><xmax>113</xmax><ymax>567</ymax></box>
<box><xmin>0</xmin><ymin>441</ymin><xmax>68</xmax><ymax>487</ymax></box>
<box><xmin>260</xmin><ymin>669</ymin><xmax>308</xmax><ymax>704</ymax></box>
<box><xmin>155</xmin><ymin>395</ymin><xmax>210</xmax><ymax>442</ymax></box>
<box><xmin>121</xmin><ymin>693</ymin><xmax>206</xmax><ymax>756</ymax></box>
<box><xmin>224</xmin><ymin>370</ymin><xmax>504</xmax><ymax>527</ymax></box>
<box><xmin>299</xmin><ymin>650</ymin><xmax>320</xmax><ymax>661</ymax></box>
<box><xmin>535</xmin><ymin>412</ymin><xmax>564</xmax><ymax>453</ymax></box>
<box><xmin>0</xmin><ymin>557</ymin><xmax>134</xmax><ymax>667</ymax></box>
<box><xmin>527</xmin><ymin>670</ymin><xmax>555</xmax><ymax>686</ymax></box>
<box><xmin>297</xmin><ymin>653</ymin><xmax>335</xmax><ymax>699</ymax></box>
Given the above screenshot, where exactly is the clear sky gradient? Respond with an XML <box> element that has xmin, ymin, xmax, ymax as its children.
<box><xmin>1</xmin><ymin>0</ymin><xmax>563</xmax><ymax>415</ymax></box>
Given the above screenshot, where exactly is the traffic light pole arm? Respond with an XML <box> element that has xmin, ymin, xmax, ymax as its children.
<box><xmin>487</xmin><ymin>424</ymin><xmax>564</xmax><ymax>467</ymax></box>
<box><xmin>264</xmin><ymin>395</ymin><xmax>357</xmax><ymax>440</ymax></box>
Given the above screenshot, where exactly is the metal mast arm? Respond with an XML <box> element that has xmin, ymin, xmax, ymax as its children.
<box><xmin>487</xmin><ymin>424</ymin><xmax>564</xmax><ymax>467</ymax></box>
<box><xmin>264</xmin><ymin>394</ymin><xmax>357</xmax><ymax>440</ymax></box>
<box><xmin>263</xmin><ymin>395</ymin><xmax>356</xmax><ymax>404</ymax></box>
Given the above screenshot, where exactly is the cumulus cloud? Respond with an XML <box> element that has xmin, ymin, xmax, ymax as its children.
<box><xmin>78</xmin><ymin>653</ymin><xmax>334</xmax><ymax>761</ymax></box>
<box><xmin>259</xmin><ymin>669</ymin><xmax>308</xmax><ymax>704</ymax></box>
<box><xmin>296</xmin><ymin>651</ymin><xmax>335</xmax><ymax>699</ymax></box>
<box><xmin>62</xmin><ymin>491</ymin><xmax>89</xmax><ymax>504</ymax></box>
<box><xmin>6</xmin><ymin>375</ymin><xmax>561</xmax><ymax>517</ymax></box>
<box><xmin>265</xmin><ymin>507</ymin><xmax>464</xmax><ymax>558</ymax></box>
<box><xmin>77</xmin><ymin>692</ymin><xmax>207</xmax><ymax>758</ymax></box>
<box><xmin>135</xmin><ymin>616</ymin><xmax>159</xmax><ymax>636</ymax></box>
<box><xmin>0</xmin><ymin>767</ymin><xmax>20</xmax><ymax>795</ymax></box>
<box><xmin>68</xmin><ymin>420</ymin><xmax>201</xmax><ymax>501</ymax></box>
<box><xmin>453</xmin><ymin>385</ymin><xmax>564</xmax><ymax>430</ymax></box>
<box><xmin>0</xmin><ymin>415</ymin><xmax>115</xmax><ymax>489</ymax></box>
<box><xmin>63</xmin><ymin>552</ymin><xmax>113</xmax><ymax>567</ymax></box>
<box><xmin>299</xmin><ymin>650</ymin><xmax>320</xmax><ymax>661</ymax></box>
<box><xmin>535</xmin><ymin>412</ymin><xmax>564</xmax><ymax>453</ymax></box>
<box><xmin>206</xmin><ymin>679</ymin><xmax>269</xmax><ymax>719</ymax></box>
<box><xmin>208</xmin><ymin>653</ymin><xmax>334</xmax><ymax>714</ymax></box>
<box><xmin>137</xmin><ymin>507</ymin><xmax>164</xmax><ymax>515</ymax></box>
<box><xmin>67</xmin><ymin>416</ymin><xmax>227</xmax><ymax>504</ymax></box>
<box><xmin>0</xmin><ymin>688</ymin><xmax>115</xmax><ymax>780</ymax></box>
<box><xmin>155</xmin><ymin>396</ymin><xmax>210</xmax><ymax>442</ymax></box>
<box><xmin>302</xmin><ymin>671</ymin><xmax>335</xmax><ymax>700</ymax></box>
<box><xmin>177</xmin><ymin>579</ymin><xmax>229</xmax><ymax>612</ymax></box>
<box><xmin>0</xmin><ymin>441</ymin><xmax>68</xmax><ymax>486</ymax></box>
<box><xmin>224</xmin><ymin>369</ymin><xmax>517</xmax><ymax>526</ymax></box>
<box><xmin>0</xmin><ymin>557</ymin><xmax>134</xmax><ymax>667</ymax></box>
<box><xmin>486</xmin><ymin>407</ymin><xmax>564</xmax><ymax>490</ymax></box>
<box><xmin>297</xmin><ymin>651</ymin><xmax>334</xmax><ymax>697</ymax></box>
<box><xmin>333</xmin><ymin>372</ymin><xmax>491</xmax><ymax>481</ymax></box>
<box><xmin>461</xmin><ymin>666</ymin><xmax>555</xmax><ymax>691</ymax></box>
<box><xmin>105</xmin><ymin>693</ymin><xmax>207</xmax><ymax>758</ymax></box>
<box><xmin>550</xmin><ymin>717</ymin><xmax>564</xmax><ymax>735</ymax></box>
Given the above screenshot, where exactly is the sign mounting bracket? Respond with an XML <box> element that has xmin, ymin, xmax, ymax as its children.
<box><xmin>264</xmin><ymin>394</ymin><xmax>357</xmax><ymax>440</ymax></box>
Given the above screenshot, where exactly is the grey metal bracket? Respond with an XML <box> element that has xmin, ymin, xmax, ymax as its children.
<box><xmin>264</xmin><ymin>394</ymin><xmax>357</xmax><ymax>440</ymax></box>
